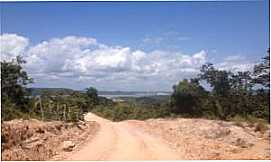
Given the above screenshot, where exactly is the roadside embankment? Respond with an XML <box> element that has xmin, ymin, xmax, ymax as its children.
<box><xmin>1</xmin><ymin>118</ymin><xmax>99</xmax><ymax>161</ymax></box>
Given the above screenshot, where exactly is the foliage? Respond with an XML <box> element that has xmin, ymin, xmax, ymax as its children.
<box><xmin>92</xmin><ymin>101</ymin><xmax>171</xmax><ymax>122</ymax></box>
<box><xmin>253</xmin><ymin>49</ymin><xmax>270</xmax><ymax>88</ymax></box>
<box><xmin>1</xmin><ymin>98</ymin><xmax>30</xmax><ymax>121</ymax></box>
<box><xmin>1</xmin><ymin>56</ymin><xmax>33</xmax><ymax>113</ymax></box>
<box><xmin>119</xmin><ymin>95</ymin><xmax>170</xmax><ymax>109</ymax></box>
<box><xmin>14</xmin><ymin>88</ymin><xmax>114</xmax><ymax>122</ymax></box>
<box><xmin>98</xmin><ymin>96</ymin><xmax>115</xmax><ymax>106</ymax></box>
<box><xmin>1</xmin><ymin>57</ymin><xmax>34</xmax><ymax>120</ymax></box>
<box><xmin>86</xmin><ymin>87</ymin><xmax>99</xmax><ymax>109</ymax></box>
<box><xmin>29</xmin><ymin>88</ymin><xmax>75</xmax><ymax>96</ymax></box>
<box><xmin>254</xmin><ymin>121</ymin><xmax>269</xmax><ymax>133</ymax></box>
<box><xmin>170</xmin><ymin>50</ymin><xmax>270</xmax><ymax>122</ymax></box>
<box><xmin>32</xmin><ymin>91</ymin><xmax>89</xmax><ymax>122</ymax></box>
<box><xmin>170</xmin><ymin>79</ymin><xmax>207</xmax><ymax>116</ymax></box>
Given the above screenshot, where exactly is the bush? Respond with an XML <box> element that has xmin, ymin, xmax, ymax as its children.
<box><xmin>90</xmin><ymin>102</ymin><xmax>172</xmax><ymax>122</ymax></box>
<box><xmin>254</xmin><ymin>122</ymin><xmax>269</xmax><ymax>133</ymax></box>
<box><xmin>230</xmin><ymin>115</ymin><xmax>247</xmax><ymax>128</ymax></box>
<box><xmin>170</xmin><ymin>79</ymin><xmax>207</xmax><ymax>116</ymax></box>
<box><xmin>230</xmin><ymin>115</ymin><xmax>268</xmax><ymax>132</ymax></box>
<box><xmin>1</xmin><ymin>99</ymin><xmax>30</xmax><ymax>121</ymax></box>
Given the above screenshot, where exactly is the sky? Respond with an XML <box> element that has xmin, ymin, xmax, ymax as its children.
<box><xmin>0</xmin><ymin>1</ymin><xmax>269</xmax><ymax>91</ymax></box>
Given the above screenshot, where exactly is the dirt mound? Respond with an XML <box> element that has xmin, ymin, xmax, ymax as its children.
<box><xmin>1</xmin><ymin>119</ymin><xmax>99</xmax><ymax>161</ymax></box>
<box><xmin>141</xmin><ymin>118</ymin><xmax>270</xmax><ymax>160</ymax></box>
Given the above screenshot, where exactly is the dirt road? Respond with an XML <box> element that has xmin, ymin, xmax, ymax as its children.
<box><xmin>65</xmin><ymin>113</ymin><xmax>182</xmax><ymax>160</ymax></box>
<box><xmin>3</xmin><ymin>113</ymin><xmax>268</xmax><ymax>160</ymax></box>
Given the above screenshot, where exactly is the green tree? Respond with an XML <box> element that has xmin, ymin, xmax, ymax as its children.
<box><xmin>230</xmin><ymin>71</ymin><xmax>253</xmax><ymax>92</ymax></box>
<box><xmin>170</xmin><ymin>79</ymin><xmax>207</xmax><ymax>116</ymax></box>
<box><xmin>198</xmin><ymin>64</ymin><xmax>249</xmax><ymax>119</ymax></box>
<box><xmin>1</xmin><ymin>56</ymin><xmax>33</xmax><ymax>113</ymax></box>
<box><xmin>253</xmin><ymin>49</ymin><xmax>270</xmax><ymax>88</ymax></box>
<box><xmin>85</xmin><ymin>87</ymin><xmax>99</xmax><ymax>110</ymax></box>
<box><xmin>251</xmin><ymin>89</ymin><xmax>270</xmax><ymax>121</ymax></box>
<box><xmin>199</xmin><ymin>63</ymin><xmax>232</xmax><ymax>97</ymax></box>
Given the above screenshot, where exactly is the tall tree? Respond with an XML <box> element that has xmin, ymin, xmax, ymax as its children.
<box><xmin>1</xmin><ymin>56</ymin><xmax>33</xmax><ymax>112</ymax></box>
<box><xmin>199</xmin><ymin>63</ymin><xmax>232</xmax><ymax>97</ymax></box>
<box><xmin>230</xmin><ymin>71</ymin><xmax>253</xmax><ymax>93</ymax></box>
<box><xmin>85</xmin><ymin>87</ymin><xmax>99</xmax><ymax>110</ymax></box>
<box><xmin>253</xmin><ymin>49</ymin><xmax>270</xmax><ymax>88</ymax></box>
<box><xmin>170</xmin><ymin>79</ymin><xmax>207</xmax><ymax>116</ymax></box>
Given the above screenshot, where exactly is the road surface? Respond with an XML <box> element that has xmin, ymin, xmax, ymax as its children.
<box><xmin>65</xmin><ymin>113</ymin><xmax>182</xmax><ymax>160</ymax></box>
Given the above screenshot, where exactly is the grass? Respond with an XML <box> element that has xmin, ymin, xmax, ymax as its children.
<box><xmin>230</xmin><ymin>115</ymin><xmax>269</xmax><ymax>133</ymax></box>
<box><xmin>254</xmin><ymin>122</ymin><xmax>269</xmax><ymax>133</ymax></box>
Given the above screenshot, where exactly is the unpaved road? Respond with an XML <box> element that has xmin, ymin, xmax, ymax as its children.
<box><xmin>3</xmin><ymin>113</ymin><xmax>268</xmax><ymax>160</ymax></box>
<box><xmin>65</xmin><ymin>113</ymin><xmax>182</xmax><ymax>160</ymax></box>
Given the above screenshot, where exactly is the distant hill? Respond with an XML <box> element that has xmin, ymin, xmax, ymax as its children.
<box><xmin>29</xmin><ymin>88</ymin><xmax>77</xmax><ymax>96</ymax></box>
<box><xmin>118</xmin><ymin>95</ymin><xmax>170</xmax><ymax>105</ymax></box>
<box><xmin>29</xmin><ymin>88</ymin><xmax>172</xmax><ymax>97</ymax></box>
<box><xmin>98</xmin><ymin>91</ymin><xmax>171</xmax><ymax>96</ymax></box>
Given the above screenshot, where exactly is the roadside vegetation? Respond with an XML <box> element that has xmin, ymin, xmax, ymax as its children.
<box><xmin>1</xmin><ymin>50</ymin><xmax>270</xmax><ymax>126</ymax></box>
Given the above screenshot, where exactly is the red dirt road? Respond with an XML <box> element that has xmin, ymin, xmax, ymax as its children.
<box><xmin>65</xmin><ymin>113</ymin><xmax>182</xmax><ymax>160</ymax></box>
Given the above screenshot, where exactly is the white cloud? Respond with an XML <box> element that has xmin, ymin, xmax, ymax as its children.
<box><xmin>224</xmin><ymin>55</ymin><xmax>243</xmax><ymax>61</ymax></box>
<box><xmin>217</xmin><ymin>55</ymin><xmax>255</xmax><ymax>72</ymax></box>
<box><xmin>25</xmin><ymin>36</ymin><xmax>98</xmax><ymax>74</ymax></box>
<box><xmin>142</xmin><ymin>37</ymin><xmax>163</xmax><ymax>44</ymax></box>
<box><xmin>0</xmin><ymin>33</ymin><xmax>29</xmax><ymax>61</ymax></box>
<box><xmin>0</xmin><ymin>33</ymin><xmax>255</xmax><ymax>91</ymax></box>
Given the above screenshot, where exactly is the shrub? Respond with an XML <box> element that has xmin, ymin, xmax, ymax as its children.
<box><xmin>230</xmin><ymin>115</ymin><xmax>247</xmax><ymax>128</ymax></box>
<box><xmin>254</xmin><ymin>122</ymin><xmax>269</xmax><ymax>133</ymax></box>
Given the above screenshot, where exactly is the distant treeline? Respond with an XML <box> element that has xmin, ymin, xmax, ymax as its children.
<box><xmin>29</xmin><ymin>88</ymin><xmax>76</xmax><ymax>97</ymax></box>
<box><xmin>29</xmin><ymin>88</ymin><xmax>171</xmax><ymax>97</ymax></box>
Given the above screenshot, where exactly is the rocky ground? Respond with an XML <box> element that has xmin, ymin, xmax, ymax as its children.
<box><xmin>1</xmin><ymin>119</ymin><xmax>99</xmax><ymax>161</ymax></box>
<box><xmin>134</xmin><ymin>118</ymin><xmax>271</xmax><ymax>160</ymax></box>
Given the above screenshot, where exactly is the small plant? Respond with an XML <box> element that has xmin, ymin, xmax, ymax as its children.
<box><xmin>231</xmin><ymin>115</ymin><xmax>246</xmax><ymax>128</ymax></box>
<box><xmin>254</xmin><ymin>122</ymin><xmax>269</xmax><ymax>133</ymax></box>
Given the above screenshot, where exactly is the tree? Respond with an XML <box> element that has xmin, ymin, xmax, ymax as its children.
<box><xmin>1</xmin><ymin>56</ymin><xmax>33</xmax><ymax>113</ymax></box>
<box><xmin>251</xmin><ymin>89</ymin><xmax>270</xmax><ymax>121</ymax></box>
<box><xmin>226</xmin><ymin>71</ymin><xmax>254</xmax><ymax>117</ymax></box>
<box><xmin>85</xmin><ymin>87</ymin><xmax>99</xmax><ymax>110</ymax></box>
<box><xmin>199</xmin><ymin>63</ymin><xmax>232</xmax><ymax>97</ymax></box>
<box><xmin>253</xmin><ymin>49</ymin><xmax>270</xmax><ymax>88</ymax></box>
<box><xmin>169</xmin><ymin>51</ymin><xmax>269</xmax><ymax>121</ymax></box>
<box><xmin>230</xmin><ymin>71</ymin><xmax>253</xmax><ymax>93</ymax></box>
<box><xmin>251</xmin><ymin>49</ymin><xmax>270</xmax><ymax>121</ymax></box>
<box><xmin>170</xmin><ymin>79</ymin><xmax>207</xmax><ymax>116</ymax></box>
<box><xmin>198</xmin><ymin>64</ymin><xmax>255</xmax><ymax>119</ymax></box>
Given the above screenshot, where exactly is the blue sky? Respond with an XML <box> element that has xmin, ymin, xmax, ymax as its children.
<box><xmin>0</xmin><ymin>1</ymin><xmax>269</xmax><ymax>91</ymax></box>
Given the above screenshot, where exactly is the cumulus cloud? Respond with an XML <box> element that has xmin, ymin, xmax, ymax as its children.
<box><xmin>0</xmin><ymin>33</ymin><xmax>29</xmax><ymax>61</ymax></box>
<box><xmin>216</xmin><ymin>55</ymin><xmax>255</xmax><ymax>72</ymax></box>
<box><xmin>25</xmin><ymin>36</ymin><xmax>98</xmax><ymax>74</ymax></box>
<box><xmin>0</xmin><ymin>33</ymin><xmax>255</xmax><ymax>91</ymax></box>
